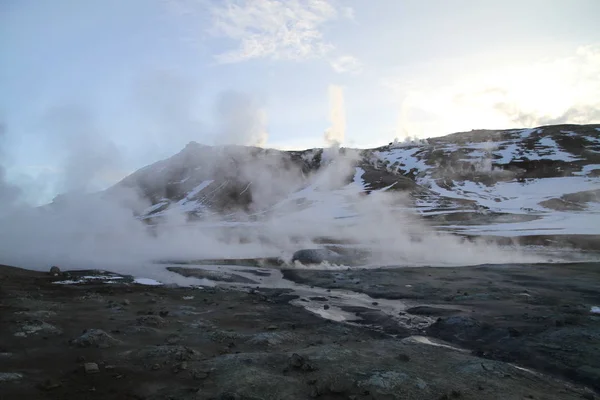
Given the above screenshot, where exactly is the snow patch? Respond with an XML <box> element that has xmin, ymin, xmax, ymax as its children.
<box><xmin>133</xmin><ymin>278</ymin><xmax>163</xmax><ymax>286</ymax></box>
<box><xmin>181</xmin><ymin>180</ymin><xmax>214</xmax><ymax>202</ymax></box>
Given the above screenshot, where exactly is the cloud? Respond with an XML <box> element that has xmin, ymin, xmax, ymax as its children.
<box><xmin>389</xmin><ymin>44</ymin><xmax>600</xmax><ymax>137</ymax></box>
<box><xmin>330</xmin><ymin>55</ymin><xmax>363</xmax><ymax>74</ymax></box>
<box><xmin>166</xmin><ymin>1</ymin><xmax>360</xmax><ymax>72</ymax></box>
<box><xmin>324</xmin><ymin>84</ymin><xmax>346</xmax><ymax>147</ymax></box>
<box><xmin>496</xmin><ymin>103</ymin><xmax>600</xmax><ymax>127</ymax></box>
<box><xmin>208</xmin><ymin>0</ymin><xmax>339</xmax><ymax>63</ymax></box>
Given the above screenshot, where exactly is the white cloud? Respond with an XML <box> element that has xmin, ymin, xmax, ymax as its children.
<box><xmin>330</xmin><ymin>55</ymin><xmax>362</xmax><ymax>74</ymax></box>
<box><xmin>208</xmin><ymin>0</ymin><xmax>339</xmax><ymax>63</ymax></box>
<box><xmin>166</xmin><ymin>0</ymin><xmax>360</xmax><ymax>71</ymax></box>
<box><xmin>387</xmin><ymin>44</ymin><xmax>600</xmax><ymax>138</ymax></box>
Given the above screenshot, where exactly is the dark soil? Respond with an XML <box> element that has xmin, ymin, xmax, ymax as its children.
<box><xmin>1</xmin><ymin>262</ymin><xmax>598</xmax><ymax>400</ymax></box>
<box><xmin>283</xmin><ymin>262</ymin><xmax>600</xmax><ymax>392</ymax></box>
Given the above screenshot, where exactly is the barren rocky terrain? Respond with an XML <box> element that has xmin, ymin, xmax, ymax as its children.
<box><xmin>1</xmin><ymin>261</ymin><xmax>599</xmax><ymax>400</ymax></box>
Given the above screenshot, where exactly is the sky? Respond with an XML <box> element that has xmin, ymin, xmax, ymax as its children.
<box><xmin>1</xmin><ymin>0</ymin><xmax>600</xmax><ymax>205</ymax></box>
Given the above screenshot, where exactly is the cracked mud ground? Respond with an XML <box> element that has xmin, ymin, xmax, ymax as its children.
<box><xmin>1</xmin><ymin>262</ymin><xmax>599</xmax><ymax>400</ymax></box>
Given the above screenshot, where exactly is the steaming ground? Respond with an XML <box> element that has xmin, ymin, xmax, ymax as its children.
<box><xmin>0</xmin><ymin>167</ymin><xmax>551</xmax><ymax>276</ymax></box>
<box><xmin>1</xmin><ymin>124</ymin><xmax>599</xmax><ymax>277</ymax></box>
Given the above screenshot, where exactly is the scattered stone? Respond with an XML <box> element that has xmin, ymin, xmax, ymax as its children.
<box><xmin>38</xmin><ymin>379</ymin><xmax>62</xmax><ymax>391</ymax></box>
<box><xmin>415</xmin><ymin>378</ymin><xmax>428</xmax><ymax>390</ymax></box>
<box><xmin>288</xmin><ymin>353</ymin><xmax>317</xmax><ymax>371</ymax></box>
<box><xmin>508</xmin><ymin>327</ymin><xmax>522</xmax><ymax>337</ymax></box>
<box><xmin>324</xmin><ymin>305</ymin><xmax>330</xmax><ymax>310</ymax></box>
<box><xmin>72</xmin><ymin>329</ymin><xmax>122</xmax><ymax>348</ymax></box>
<box><xmin>165</xmin><ymin>334</ymin><xmax>181</xmax><ymax>345</ymax></box>
<box><xmin>173</xmin><ymin>362</ymin><xmax>188</xmax><ymax>373</ymax></box>
<box><xmin>397</xmin><ymin>353</ymin><xmax>410</xmax><ymax>362</ymax></box>
<box><xmin>137</xmin><ymin>315</ymin><xmax>167</xmax><ymax>327</ymax></box>
<box><xmin>121</xmin><ymin>299</ymin><xmax>130</xmax><ymax>306</ymax></box>
<box><xmin>193</xmin><ymin>370</ymin><xmax>210</xmax><ymax>380</ymax></box>
<box><xmin>15</xmin><ymin>320</ymin><xmax>62</xmax><ymax>337</ymax></box>
<box><xmin>289</xmin><ymin>353</ymin><xmax>305</xmax><ymax>368</ymax></box>
<box><xmin>84</xmin><ymin>363</ymin><xmax>100</xmax><ymax>374</ymax></box>
<box><xmin>372</xmin><ymin>302</ymin><xmax>379</xmax><ymax>306</ymax></box>
<box><xmin>151</xmin><ymin>364</ymin><xmax>161</xmax><ymax>371</ymax></box>
<box><xmin>14</xmin><ymin>310</ymin><xmax>57</xmax><ymax>319</ymax></box>
<box><xmin>0</xmin><ymin>373</ymin><xmax>23</xmax><ymax>382</ymax></box>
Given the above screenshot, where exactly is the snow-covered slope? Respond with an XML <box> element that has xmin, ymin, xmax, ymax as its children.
<box><xmin>110</xmin><ymin>124</ymin><xmax>600</xmax><ymax>236</ymax></box>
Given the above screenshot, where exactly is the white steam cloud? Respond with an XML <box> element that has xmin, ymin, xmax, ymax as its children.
<box><xmin>0</xmin><ymin>80</ymin><xmax>549</xmax><ymax>278</ymax></box>
<box><xmin>42</xmin><ymin>106</ymin><xmax>123</xmax><ymax>195</ymax></box>
<box><xmin>0</xmin><ymin>122</ymin><xmax>23</xmax><ymax>216</ymax></box>
<box><xmin>214</xmin><ymin>91</ymin><xmax>268</xmax><ymax>147</ymax></box>
<box><xmin>0</xmin><ymin>141</ymin><xmax>544</xmax><ymax>274</ymax></box>
<box><xmin>324</xmin><ymin>85</ymin><xmax>346</xmax><ymax>147</ymax></box>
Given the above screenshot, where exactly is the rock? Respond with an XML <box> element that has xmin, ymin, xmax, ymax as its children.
<box><xmin>121</xmin><ymin>299</ymin><xmax>130</xmax><ymax>306</ymax></box>
<box><xmin>323</xmin><ymin>305</ymin><xmax>330</xmax><ymax>310</ymax></box>
<box><xmin>38</xmin><ymin>379</ymin><xmax>62</xmax><ymax>390</ymax></box>
<box><xmin>136</xmin><ymin>315</ymin><xmax>167</xmax><ymax>327</ymax></box>
<box><xmin>289</xmin><ymin>353</ymin><xmax>305</xmax><ymax>368</ymax></box>
<box><xmin>49</xmin><ymin>266</ymin><xmax>61</xmax><ymax>276</ymax></box>
<box><xmin>291</xmin><ymin>249</ymin><xmax>343</xmax><ymax>265</ymax></box>
<box><xmin>0</xmin><ymin>372</ymin><xmax>23</xmax><ymax>382</ymax></box>
<box><xmin>288</xmin><ymin>353</ymin><xmax>317</xmax><ymax>371</ymax></box>
<box><xmin>193</xmin><ymin>370</ymin><xmax>210</xmax><ymax>380</ymax></box>
<box><xmin>84</xmin><ymin>363</ymin><xmax>99</xmax><ymax>374</ymax></box>
<box><xmin>397</xmin><ymin>353</ymin><xmax>410</xmax><ymax>362</ymax></box>
<box><xmin>508</xmin><ymin>327</ymin><xmax>522</xmax><ymax>337</ymax></box>
<box><xmin>266</xmin><ymin>325</ymin><xmax>278</xmax><ymax>331</ymax></box>
<box><xmin>173</xmin><ymin>362</ymin><xmax>188</xmax><ymax>373</ymax></box>
<box><xmin>15</xmin><ymin>321</ymin><xmax>62</xmax><ymax>337</ymax></box>
<box><xmin>72</xmin><ymin>329</ymin><xmax>122</xmax><ymax>348</ymax></box>
<box><xmin>131</xmin><ymin>345</ymin><xmax>202</xmax><ymax>365</ymax></box>
<box><xmin>415</xmin><ymin>378</ymin><xmax>428</xmax><ymax>390</ymax></box>
<box><xmin>406</xmin><ymin>306</ymin><xmax>462</xmax><ymax>316</ymax></box>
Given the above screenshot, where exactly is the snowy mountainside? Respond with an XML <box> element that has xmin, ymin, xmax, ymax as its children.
<box><xmin>110</xmin><ymin>124</ymin><xmax>600</xmax><ymax>236</ymax></box>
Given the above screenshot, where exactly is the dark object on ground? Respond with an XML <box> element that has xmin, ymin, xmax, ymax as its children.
<box><xmin>291</xmin><ymin>248</ymin><xmax>343</xmax><ymax>265</ymax></box>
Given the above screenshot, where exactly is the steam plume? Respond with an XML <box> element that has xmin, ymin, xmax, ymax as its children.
<box><xmin>324</xmin><ymin>85</ymin><xmax>346</xmax><ymax>147</ymax></box>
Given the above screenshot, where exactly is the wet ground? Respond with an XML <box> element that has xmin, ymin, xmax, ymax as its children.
<box><xmin>1</xmin><ymin>260</ymin><xmax>599</xmax><ymax>400</ymax></box>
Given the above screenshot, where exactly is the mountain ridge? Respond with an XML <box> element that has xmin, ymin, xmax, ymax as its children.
<box><xmin>106</xmin><ymin>123</ymin><xmax>600</xmax><ymax>236</ymax></box>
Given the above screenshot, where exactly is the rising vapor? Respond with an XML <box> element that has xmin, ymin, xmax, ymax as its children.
<box><xmin>324</xmin><ymin>85</ymin><xmax>346</xmax><ymax>147</ymax></box>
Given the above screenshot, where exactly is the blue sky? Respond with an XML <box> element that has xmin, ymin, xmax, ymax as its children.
<box><xmin>1</xmin><ymin>0</ymin><xmax>600</xmax><ymax>204</ymax></box>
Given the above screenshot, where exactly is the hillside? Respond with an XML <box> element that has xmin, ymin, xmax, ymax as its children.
<box><xmin>109</xmin><ymin>124</ymin><xmax>600</xmax><ymax>238</ymax></box>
